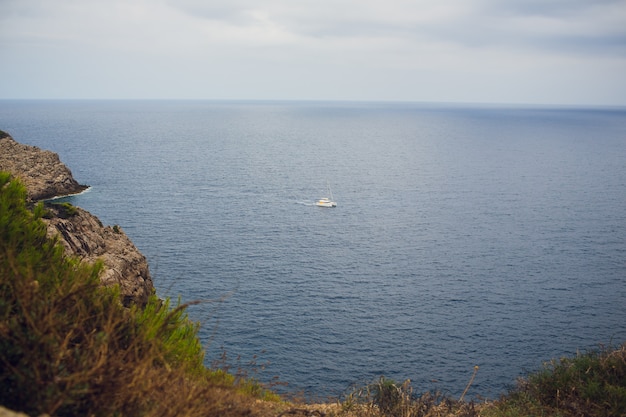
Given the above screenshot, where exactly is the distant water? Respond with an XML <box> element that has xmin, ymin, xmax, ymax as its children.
<box><xmin>2</xmin><ymin>100</ymin><xmax>625</xmax><ymax>400</ymax></box>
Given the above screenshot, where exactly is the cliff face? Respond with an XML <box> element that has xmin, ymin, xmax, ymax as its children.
<box><xmin>43</xmin><ymin>204</ymin><xmax>154</xmax><ymax>306</ymax></box>
<box><xmin>0</xmin><ymin>133</ymin><xmax>87</xmax><ymax>201</ymax></box>
<box><xmin>0</xmin><ymin>131</ymin><xmax>154</xmax><ymax>306</ymax></box>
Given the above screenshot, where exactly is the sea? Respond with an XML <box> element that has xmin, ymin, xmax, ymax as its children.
<box><xmin>1</xmin><ymin>100</ymin><xmax>625</xmax><ymax>400</ymax></box>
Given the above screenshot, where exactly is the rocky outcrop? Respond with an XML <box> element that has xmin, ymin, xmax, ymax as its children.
<box><xmin>0</xmin><ymin>131</ymin><xmax>154</xmax><ymax>306</ymax></box>
<box><xmin>0</xmin><ymin>132</ymin><xmax>87</xmax><ymax>201</ymax></box>
<box><xmin>43</xmin><ymin>204</ymin><xmax>154</xmax><ymax>306</ymax></box>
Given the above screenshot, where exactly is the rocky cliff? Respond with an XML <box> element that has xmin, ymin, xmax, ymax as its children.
<box><xmin>0</xmin><ymin>131</ymin><xmax>154</xmax><ymax>306</ymax></box>
<box><xmin>0</xmin><ymin>132</ymin><xmax>87</xmax><ymax>201</ymax></box>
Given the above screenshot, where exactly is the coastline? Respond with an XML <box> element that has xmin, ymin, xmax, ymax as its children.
<box><xmin>44</xmin><ymin>185</ymin><xmax>92</xmax><ymax>201</ymax></box>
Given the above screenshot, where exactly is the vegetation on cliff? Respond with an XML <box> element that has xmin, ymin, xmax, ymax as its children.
<box><xmin>1</xmin><ymin>131</ymin><xmax>155</xmax><ymax>306</ymax></box>
<box><xmin>0</xmin><ymin>172</ymin><xmax>276</xmax><ymax>417</ymax></box>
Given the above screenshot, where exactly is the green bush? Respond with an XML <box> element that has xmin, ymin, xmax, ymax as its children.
<box><xmin>480</xmin><ymin>344</ymin><xmax>626</xmax><ymax>417</ymax></box>
<box><xmin>514</xmin><ymin>344</ymin><xmax>626</xmax><ymax>417</ymax></box>
<box><xmin>51</xmin><ymin>201</ymin><xmax>79</xmax><ymax>218</ymax></box>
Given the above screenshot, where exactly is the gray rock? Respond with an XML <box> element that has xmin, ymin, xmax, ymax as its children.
<box><xmin>0</xmin><ymin>133</ymin><xmax>87</xmax><ymax>201</ymax></box>
<box><xmin>43</xmin><ymin>203</ymin><xmax>154</xmax><ymax>306</ymax></box>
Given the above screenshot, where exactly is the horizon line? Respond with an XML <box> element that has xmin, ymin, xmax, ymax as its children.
<box><xmin>1</xmin><ymin>97</ymin><xmax>625</xmax><ymax>109</ymax></box>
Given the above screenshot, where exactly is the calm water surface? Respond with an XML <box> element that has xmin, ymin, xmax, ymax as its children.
<box><xmin>1</xmin><ymin>100</ymin><xmax>625</xmax><ymax>399</ymax></box>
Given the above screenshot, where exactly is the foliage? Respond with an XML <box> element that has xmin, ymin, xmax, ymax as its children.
<box><xmin>501</xmin><ymin>344</ymin><xmax>626</xmax><ymax>417</ymax></box>
<box><xmin>44</xmin><ymin>201</ymin><xmax>79</xmax><ymax>218</ymax></box>
<box><xmin>0</xmin><ymin>172</ymin><xmax>275</xmax><ymax>416</ymax></box>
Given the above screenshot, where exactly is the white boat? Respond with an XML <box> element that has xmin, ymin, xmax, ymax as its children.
<box><xmin>316</xmin><ymin>183</ymin><xmax>337</xmax><ymax>207</ymax></box>
<box><xmin>316</xmin><ymin>197</ymin><xmax>337</xmax><ymax>207</ymax></box>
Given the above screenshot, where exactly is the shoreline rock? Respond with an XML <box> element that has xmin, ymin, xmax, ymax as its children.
<box><xmin>0</xmin><ymin>131</ymin><xmax>154</xmax><ymax>306</ymax></box>
<box><xmin>0</xmin><ymin>132</ymin><xmax>88</xmax><ymax>201</ymax></box>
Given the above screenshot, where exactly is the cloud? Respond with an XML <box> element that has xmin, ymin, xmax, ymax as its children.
<box><xmin>4</xmin><ymin>0</ymin><xmax>624</xmax><ymax>54</ymax></box>
<box><xmin>1</xmin><ymin>0</ymin><xmax>625</xmax><ymax>103</ymax></box>
<box><xmin>163</xmin><ymin>0</ymin><xmax>626</xmax><ymax>54</ymax></box>
<box><xmin>480</xmin><ymin>0</ymin><xmax>626</xmax><ymax>54</ymax></box>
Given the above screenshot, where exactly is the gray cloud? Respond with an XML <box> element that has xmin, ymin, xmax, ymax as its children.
<box><xmin>1</xmin><ymin>0</ymin><xmax>625</xmax><ymax>104</ymax></box>
<box><xmin>484</xmin><ymin>0</ymin><xmax>622</xmax><ymax>17</ymax></box>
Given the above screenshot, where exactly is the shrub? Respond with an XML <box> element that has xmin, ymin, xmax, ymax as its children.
<box><xmin>43</xmin><ymin>201</ymin><xmax>79</xmax><ymax>219</ymax></box>
<box><xmin>339</xmin><ymin>376</ymin><xmax>467</xmax><ymax>417</ymax></box>
<box><xmin>481</xmin><ymin>344</ymin><xmax>626</xmax><ymax>417</ymax></box>
<box><xmin>511</xmin><ymin>344</ymin><xmax>626</xmax><ymax>417</ymax></box>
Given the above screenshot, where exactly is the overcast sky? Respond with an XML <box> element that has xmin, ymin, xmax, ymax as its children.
<box><xmin>1</xmin><ymin>0</ymin><xmax>625</xmax><ymax>105</ymax></box>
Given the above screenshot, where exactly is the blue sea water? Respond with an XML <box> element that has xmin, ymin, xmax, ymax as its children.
<box><xmin>1</xmin><ymin>100</ymin><xmax>625</xmax><ymax>400</ymax></box>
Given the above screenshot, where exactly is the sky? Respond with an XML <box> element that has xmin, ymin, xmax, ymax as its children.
<box><xmin>1</xmin><ymin>0</ymin><xmax>626</xmax><ymax>105</ymax></box>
